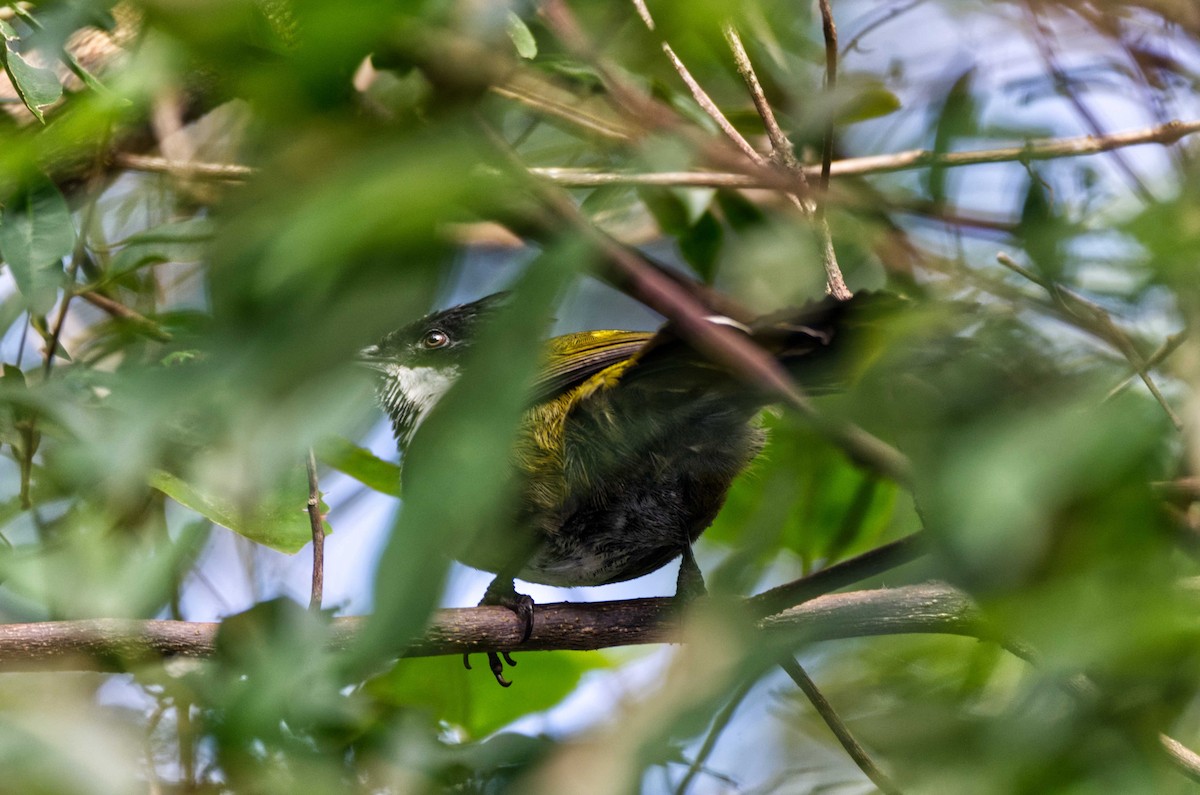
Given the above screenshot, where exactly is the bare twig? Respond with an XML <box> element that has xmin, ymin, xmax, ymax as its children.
<box><xmin>653</xmin><ymin>34</ymin><xmax>764</xmax><ymax>162</ymax></box>
<box><xmin>77</xmin><ymin>291</ymin><xmax>173</xmax><ymax>341</ymax></box>
<box><xmin>817</xmin><ymin>0</ymin><xmax>838</xmax><ymax>193</ymax></box>
<box><xmin>722</xmin><ymin>22</ymin><xmax>850</xmax><ymax>300</ymax></box>
<box><xmin>305</xmin><ymin>449</ymin><xmax>325</xmax><ymax>611</ymax></box>
<box><xmin>675</xmin><ymin>678</ymin><xmax>757</xmax><ymax>795</ymax></box>
<box><xmin>112</xmin><ymin>153</ymin><xmax>254</xmax><ymax>182</ymax></box>
<box><xmin>996</xmin><ymin>252</ymin><xmax>1182</xmax><ymax>430</ymax></box>
<box><xmin>1106</xmin><ymin>330</ymin><xmax>1187</xmax><ymax>401</ymax></box>
<box><xmin>110</xmin><ymin>121</ymin><xmax>1200</xmax><ymax>193</ymax></box>
<box><xmin>1024</xmin><ymin>4</ymin><xmax>1155</xmax><ymax>204</ymax></box>
<box><xmin>840</xmin><ymin>0</ymin><xmax>928</xmax><ymax>56</ymax></box>
<box><xmin>722</xmin><ymin>26</ymin><xmax>795</xmax><ymax>168</ymax></box>
<box><xmin>779</xmin><ymin>656</ymin><xmax>903</xmax><ymax>795</ymax></box>
<box><xmin>492</xmin><ymin>81</ymin><xmax>634</xmax><ymax>142</ymax></box>
<box><xmin>749</xmin><ymin>533</ymin><xmax>925</xmax><ymax>619</ymax></box>
<box><xmin>529</xmin><ymin>118</ymin><xmax>1200</xmax><ymax>183</ymax></box>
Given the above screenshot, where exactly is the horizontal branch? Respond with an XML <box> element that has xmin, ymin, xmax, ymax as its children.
<box><xmin>0</xmin><ymin>584</ymin><xmax>971</xmax><ymax>671</ymax></box>
<box><xmin>1</xmin><ymin>583</ymin><xmax>1196</xmax><ymax>782</ymax></box>
<box><xmin>532</xmin><ymin>118</ymin><xmax>1200</xmax><ymax>186</ymax></box>
<box><xmin>108</xmin><ymin>119</ymin><xmax>1200</xmax><ymax>193</ymax></box>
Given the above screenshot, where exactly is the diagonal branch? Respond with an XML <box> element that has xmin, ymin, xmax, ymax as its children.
<box><xmin>723</xmin><ymin>24</ymin><xmax>851</xmax><ymax>300</ymax></box>
<box><xmin>780</xmin><ymin>656</ymin><xmax>903</xmax><ymax>794</ymax></box>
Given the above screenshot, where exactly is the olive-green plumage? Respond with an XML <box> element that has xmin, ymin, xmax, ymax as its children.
<box><xmin>363</xmin><ymin>293</ymin><xmax>865</xmax><ymax>592</ymax></box>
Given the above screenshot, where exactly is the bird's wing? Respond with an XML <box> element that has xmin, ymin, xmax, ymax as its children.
<box><xmin>531</xmin><ymin>330</ymin><xmax>654</xmax><ymax>404</ymax></box>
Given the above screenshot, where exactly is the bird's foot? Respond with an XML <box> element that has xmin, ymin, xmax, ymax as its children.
<box><xmin>463</xmin><ymin>578</ymin><xmax>535</xmax><ymax>687</ymax></box>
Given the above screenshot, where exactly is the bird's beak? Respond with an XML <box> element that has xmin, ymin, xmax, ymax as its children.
<box><xmin>357</xmin><ymin>344</ymin><xmax>389</xmax><ymax>372</ymax></box>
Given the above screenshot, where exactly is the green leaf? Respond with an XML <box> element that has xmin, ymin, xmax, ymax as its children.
<box><xmin>316</xmin><ymin>436</ymin><xmax>401</xmax><ymax>496</ymax></box>
<box><xmin>927</xmin><ymin>69</ymin><xmax>977</xmax><ymax>207</ymax></box>
<box><xmin>102</xmin><ymin>218</ymin><xmax>214</xmax><ymax>285</ymax></box>
<box><xmin>637</xmin><ymin>187</ymin><xmax>690</xmax><ymax>236</ymax></box>
<box><xmin>506</xmin><ymin>11</ymin><xmax>537</xmax><ymax>60</ymax></box>
<box><xmin>838</xmin><ymin>85</ymin><xmax>902</xmax><ymax>124</ymax></box>
<box><xmin>367</xmin><ymin>650</ymin><xmax>608</xmax><ymax>739</ymax></box>
<box><xmin>0</xmin><ymin>23</ymin><xmax>62</xmax><ymax>123</ymax></box>
<box><xmin>679</xmin><ymin>210</ymin><xmax>723</xmax><ymax>283</ymax></box>
<box><xmin>148</xmin><ymin>466</ymin><xmax>327</xmax><ymax>554</ymax></box>
<box><xmin>0</xmin><ymin>177</ymin><xmax>73</xmax><ymax>314</ymax></box>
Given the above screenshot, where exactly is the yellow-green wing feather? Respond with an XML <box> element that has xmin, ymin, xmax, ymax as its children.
<box><xmin>531</xmin><ymin>329</ymin><xmax>653</xmax><ymax>404</ymax></box>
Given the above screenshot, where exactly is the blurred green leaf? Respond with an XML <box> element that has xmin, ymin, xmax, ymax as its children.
<box><xmin>506</xmin><ymin>12</ymin><xmax>538</xmax><ymax>60</ymax></box>
<box><xmin>101</xmin><ymin>218</ymin><xmax>214</xmax><ymax>285</ymax></box>
<box><xmin>1017</xmin><ymin>173</ymin><xmax>1068</xmax><ymax>279</ymax></box>
<box><xmin>368</xmin><ymin>650</ymin><xmax>608</xmax><ymax>739</ymax></box>
<box><xmin>679</xmin><ymin>210</ymin><xmax>723</xmax><ymax>283</ymax></box>
<box><xmin>148</xmin><ymin>466</ymin><xmax>326</xmax><ymax>554</ymax></box>
<box><xmin>927</xmin><ymin>69</ymin><xmax>977</xmax><ymax>207</ymax></box>
<box><xmin>0</xmin><ymin>20</ymin><xmax>63</xmax><ymax>123</ymax></box>
<box><xmin>316</xmin><ymin>436</ymin><xmax>401</xmax><ymax>497</ymax></box>
<box><xmin>0</xmin><ymin>176</ymin><xmax>73</xmax><ymax>313</ymax></box>
<box><xmin>837</xmin><ymin>84</ymin><xmax>902</xmax><ymax>124</ymax></box>
<box><xmin>637</xmin><ymin>187</ymin><xmax>691</xmax><ymax>236</ymax></box>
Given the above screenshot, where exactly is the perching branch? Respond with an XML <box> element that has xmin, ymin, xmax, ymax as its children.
<box><xmin>2</xmin><ymin>581</ymin><xmax>1198</xmax><ymax>782</ymax></box>
<box><xmin>0</xmin><ymin>583</ymin><xmax>968</xmax><ymax>669</ymax></box>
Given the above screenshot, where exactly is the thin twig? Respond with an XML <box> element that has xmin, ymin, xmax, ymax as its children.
<box><xmin>305</xmin><ymin>449</ymin><xmax>325</xmax><ymax>611</ymax></box>
<box><xmin>749</xmin><ymin>532</ymin><xmax>925</xmax><ymax>618</ymax></box>
<box><xmin>1024</xmin><ymin>4</ymin><xmax>1155</xmax><ymax>204</ymax></box>
<box><xmin>780</xmin><ymin>656</ymin><xmax>903</xmax><ymax>795</ymax></box>
<box><xmin>1106</xmin><ymin>330</ymin><xmax>1187</xmax><ymax>401</ymax></box>
<box><xmin>675</xmin><ymin>678</ymin><xmax>757</xmax><ymax>795</ymax></box>
<box><xmin>108</xmin><ymin>120</ymin><xmax>1200</xmax><ymax>189</ymax></box>
<box><xmin>113</xmin><ymin>153</ymin><xmax>254</xmax><ymax>182</ymax></box>
<box><xmin>817</xmin><ymin>0</ymin><xmax>838</xmax><ymax>193</ymax></box>
<box><xmin>996</xmin><ymin>252</ymin><xmax>1182</xmax><ymax>430</ymax></box>
<box><xmin>840</xmin><ymin>0</ymin><xmax>928</xmax><ymax>56</ymax></box>
<box><xmin>661</xmin><ymin>49</ymin><xmax>763</xmax><ymax>162</ymax></box>
<box><xmin>77</xmin><ymin>291</ymin><xmax>173</xmax><ymax>341</ymax></box>
<box><xmin>722</xmin><ymin>23</ymin><xmax>850</xmax><ymax>301</ymax></box>
<box><xmin>815</xmin><ymin>1</ymin><xmax>852</xmax><ymax>300</ymax></box>
<box><xmin>722</xmin><ymin>26</ymin><xmax>795</xmax><ymax>168</ymax></box>
<box><xmin>492</xmin><ymin>82</ymin><xmax>634</xmax><ymax>142</ymax></box>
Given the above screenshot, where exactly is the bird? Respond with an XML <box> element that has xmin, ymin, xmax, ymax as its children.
<box><xmin>361</xmin><ymin>291</ymin><xmax>874</xmax><ymax>685</ymax></box>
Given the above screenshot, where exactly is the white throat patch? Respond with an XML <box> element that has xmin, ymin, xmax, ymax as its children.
<box><xmin>381</xmin><ymin>364</ymin><xmax>460</xmax><ymax>444</ymax></box>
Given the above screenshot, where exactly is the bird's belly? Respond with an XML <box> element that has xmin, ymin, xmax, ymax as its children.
<box><xmin>456</xmin><ymin>409</ymin><xmax>766</xmax><ymax>587</ymax></box>
<box><xmin>515</xmin><ymin>471</ymin><xmax>744</xmax><ymax>587</ymax></box>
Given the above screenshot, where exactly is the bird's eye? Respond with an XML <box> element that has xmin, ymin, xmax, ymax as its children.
<box><xmin>421</xmin><ymin>329</ymin><xmax>450</xmax><ymax>349</ymax></box>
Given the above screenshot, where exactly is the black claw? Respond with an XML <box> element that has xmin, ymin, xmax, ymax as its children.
<box><xmin>488</xmin><ymin>652</ymin><xmax>513</xmax><ymax>687</ymax></box>
<box><xmin>469</xmin><ymin>578</ymin><xmax>536</xmax><ymax>686</ymax></box>
<box><xmin>512</xmin><ymin>594</ymin><xmax>535</xmax><ymax>642</ymax></box>
<box><xmin>462</xmin><ymin>653</ymin><xmax>472</xmax><ymax>671</ymax></box>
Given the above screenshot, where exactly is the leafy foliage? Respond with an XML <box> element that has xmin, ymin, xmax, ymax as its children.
<box><xmin>0</xmin><ymin>0</ymin><xmax>1197</xmax><ymax>793</ymax></box>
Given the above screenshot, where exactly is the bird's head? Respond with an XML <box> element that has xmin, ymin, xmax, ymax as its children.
<box><xmin>360</xmin><ymin>293</ymin><xmax>507</xmax><ymax>449</ymax></box>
